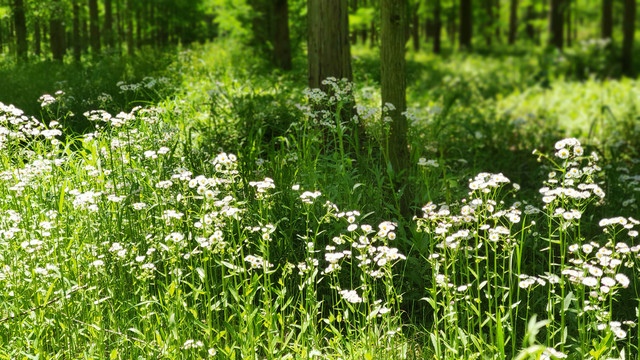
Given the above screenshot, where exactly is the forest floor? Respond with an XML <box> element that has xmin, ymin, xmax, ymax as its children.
<box><xmin>0</xmin><ymin>41</ymin><xmax>639</xmax><ymax>359</ymax></box>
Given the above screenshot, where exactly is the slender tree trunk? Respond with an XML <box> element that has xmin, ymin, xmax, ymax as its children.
<box><xmin>13</xmin><ymin>0</ymin><xmax>27</xmax><ymax>60</ymax></box>
<box><xmin>549</xmin><ymin>0</ymin><xmax>564</xmax><ymax>49</ymax></box>
<box><xmin>508</xmin><ymin>0</ymin><xmax>517</xmax><ymax>44</ymax></box>
<box><xmin>485</xmin><ymin>0</ymin><xmax>493</xmax><ymax>46</ymax></box>
<box><xmin>622</xmin><ymin>0</ymin><xmax>636</xmax><ymax>76</ymax></box>
<box><xmin>307</xmin><ymin>0</ymin><xmax>353</xmax><ymax>90</ymax></box>
<box><xmin>459</xmin><ymin>0</ymin><xmax>472</xmax><ymax>49</ymax></box>
<box><xmin>412</xmin><ymin>11</ymin><xmax>420</xmax><ymax>51</ymax></box>
<box><xmin>381</xmin><ymin>0</ymin><xmax>409</xmax><ymax>213</ymax></box>
<box><xmin>50</xmin><ymin>0</ymin><xmax>66</xmax><ymax>61</ymax></box>
<box><xmin>433</xmin><ymin>0</ymin><xmax>442</xmax><ymax>54</ymax></box>
<box><xmin>82</xmin><ymin>18</ymin><xmax>88</xmax><ymax>53</ymax></box>
<box><xmin>135</xmin><ymin>9</ymin><xmax>142</xmax><ymax>48</ymax></box>
<box><xmin>126</xmin><ymin>0</ymin><xmax>134</xmax><ymax>55</ymax></box>
<box><xmin>566</xmin><ymin>0</ymin><xmax>571</xmax><ymax>47</ymax></box>
<box><xmin>116</xmin><ymin>0</ymin><xmax>123</xmax><ymax>53</ymax></box>
<box><xmin>602</xmin><ymin>0</ymin><xmax>613</xmax><ymax>40</ymax></box>
<box><xmin>526</xmin><ymin>5</ymin><xmax>535</xmax><ymax>41</ymax></box>
<box><xmin>34</xmin><ymin>19</ymin><xmax>41</xmax><ymax>56</ymax></box>
<box><xmin>89</xmin><ymin>0</ymin><xmax>100</xmax><ymax>55</ymax></box>
<box><xmin>273</xmin><ymin>0</ymin><xmax>292</xmax><ymax>70</ymax></box>
<box><xmin>104</xmin><ymin>0</ymin><xmax>113</xmax><ymax>48</ymax></box>
<box><xmin>73</xmin><ymin>0</ymin><xmax>82</xmax><ymax>61</ymax></box>
<box><xmin>0</xmin><ymin>21</ymin><xmax>3</xmax><ymax>54</ymax></box>
<box><xmin>369</xmin><ymin>20</ymin><xmax>376</xmax><ymax>48</ymax></box>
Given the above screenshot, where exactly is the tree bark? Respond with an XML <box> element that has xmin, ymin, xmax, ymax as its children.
<box><xmin>0</xmin><ymin>20</ymin><xmax>3</xmax><ymax>54</ymax></box>
<box><xmin>307</xmin><ymin>0</ymin><xmax>353</xmax><ymax>90</ymax></box>
<box><xmin>622</xmin><ymin>0</ymin><xmax>636</xmax><ymax>76</ymax></box>
<box><xmin>273</xmin><ymin>0</ymin><xmax>292</xmax><ymax>70</ymax></box>
<box><xmin>126</xmin><ymin>0</ymin><xmax>134</xmax><ymax>55</ymax></box>
<box><xmin>89</xmin><ymin>0</ymin><xmax>100</xmax><ymax>55</ymax></box>
<box><xmin>381</xmin><ymin>0</ymin><xmax>410</xmax><ymax>213</ymax></box>
<box><xmin>104</xmin><ymin>0</ymin><xmax>114</xmax><ymax>47</ymax></box>
<box><xmin>13</xmin><ymin>0</ymin><xmax>27</xmax><ymax>60</ymax></box>
<box><xmin>433</xmin><ymin>0</ymin><xmax>442</xmax><ymax>54</ymax></box>
<box><xmin>485</xmin><ymin>0</ymin><xmax>493</xmax><ymax>46</ymax></box>
<box><xmin>549</xmin><ymin>0</ymin><xmax>564</xmax><ymax>49</ymax></box>
<box><xmin>508</xmin><ymin>0</ymin><xmax>517</xmax><ymax>44</ymax></box>
<box><xmin>34</xmin><ymin>19</ymin><xmax>41</xmax><ymax>56</ymax></box>
<box><xmin>566</xmin><ymin>0</ymin><xmax>571</xmax><ymax>47</ymax></box>
<box><xmin>412</xmin><ymin>10</ymin><xmax>420</xmax><ymax>51</ymax></box>
<box><xmin>602</xmin><ymin>0</ymin><xmax>613</xmax><ymax>40</ymax></box>
<box><xmin>50</xmin><ymin>0</ymin><xmax>66</xmax><ymax>61</ymax></box>
<box><xmin>459</xmin><ymin>0</ymin><xmax>472</xmax><ymax>49</ymax></box>
<box><xmin>73</xmin><ymin>0</ymin><xmax>82</xmax><ymax>61</ymax></box>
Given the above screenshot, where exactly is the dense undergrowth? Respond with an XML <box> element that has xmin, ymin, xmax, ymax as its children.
<box><xmin>0</xmin><ymin>41</ymin><xmax>640</xmax><ymax>359</ymax></box>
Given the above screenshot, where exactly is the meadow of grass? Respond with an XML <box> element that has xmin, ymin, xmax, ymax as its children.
<box><xmin>0</xmin><ymin>40</ymin><xmax>639</xmax><ymax>360</ymax></box>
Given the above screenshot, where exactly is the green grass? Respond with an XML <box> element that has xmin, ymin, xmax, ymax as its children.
<box><xmin>0</xmin><ymin>40</ymin><xmax>639</xmax><ymax>359</ymax></box>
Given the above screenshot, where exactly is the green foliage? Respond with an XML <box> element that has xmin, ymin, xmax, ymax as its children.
<box><xmin>2</xmin><ymin>24</ymin><xmax>640</xmax><ymax>359</ymax></box>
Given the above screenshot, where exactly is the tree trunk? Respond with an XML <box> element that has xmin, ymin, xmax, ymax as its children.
<box><xmin>433</xmin><ymin>0</ymin><xmax>442</xmax><ymax>54</ymax></box>
<box><xmin>459</xmin><ymin>0</ymin><xmax>472</xmax><ymax>49</ymax></box>
<box><xmin>526</xmin><ymin>5</ymin><xmax>535</xmax><ymax>41</ymax></box>
<box><xmin>369</xmin><ymin>20</ymin><xmax>376</xmax><ymax>48</ymax></box>
<box><xmin>126</xmin><ymin>0</ymin><xmax>134</xmax><ymax>55</ymax></box>
<box><xmin>82</xmin><ymin>18</ymin><xmax>88</xmax><ymax>53</ymax></box>
<box><xmin>549</xmin><ymin>0</ymin><xmax>564</xmax><ymax>49</ymax></box>
<box><xmin>73</xmin><ymin>0</ymin><xmax>82</xmax><ymax>61</ymax></box>
<box><xmin>89</xmin><ymin>0</ymin><xmax>100</xmax><ymax>55</ymax></box>
<box><xmin>307</xmin><ymin>0</ymin><xmax>353</xmax><ymax>90</ymax></box>
<box><xmin>0</xmin><ymin>20</ymin><xmax>3</xmax><ymax>54</ymax></box>
<box><xmin>508</xmin><ymin>0</ymin><xmax>517</xmax><ymax>44</ymax></box>
<box><xmin>381</xmin><ymin>0</ymin><xmax>410</xmax><ymax>214</ymax></box>
<box><xmin>135</xmin><ymin>8</ymin><xmax>142</xmax><ymax>48</ymax></box>
<box><xmin>412</xmin><ymin>11</ymin><xmax>420</xmax><ymax>51</ymax></box>
<box><xmin>566</xmin><ymin>0</ymin><xmax>571</xmax><ymax>47</ymax></box>
<box><xmin>622</xmin><ymin>0</ymin><xmax>636</xmax><ymax>76</ymax></box>
<box><xmin>104</xmin><ymin>0</ymin><xmax>113</xmax><ymax>48</ymax></box>
<box><xmin>602</xmin><ymin>0</ymin><xmax>613</xmax><ymax>40</ymax></box>
<box><xmin>13</xmin><ymin>0</ymin><xmax>27</xmax><ymax>60</ymax></box>
<box><xmin>50</xmin><ymin>1</ymin><xmax>66</xmax><ymax>61</ymax></box>
<box><xmin>273</xmin><ymin>0</ymin><xmax>292</xmax><ymax>70</ymax></box>
<box><xmin>485</xmin><ymin>0</ymin><xmax>493</xmax><ymax>46</ymax></box>
<box><xmin>34</xmin><ymin>19</ymin><xmax>41</xmax><ymax>56</ymax></box>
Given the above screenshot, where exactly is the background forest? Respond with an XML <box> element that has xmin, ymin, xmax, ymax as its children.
<box><xmin>0</xmin><ymin>0</ymin><xmax>639</xmax><ymax>359</ymax></box>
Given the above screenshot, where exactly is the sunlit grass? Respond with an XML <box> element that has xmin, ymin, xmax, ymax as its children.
<box><xmin>0</xmin><ymin>41</ymin><xmax>639</xmax><ymax>359</ymax></box>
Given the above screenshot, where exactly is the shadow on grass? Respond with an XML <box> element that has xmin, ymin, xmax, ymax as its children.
<box><xmin>0</xmin><ymin>49</ymin><xmax>178</xmax><ymax>133</ymax></box>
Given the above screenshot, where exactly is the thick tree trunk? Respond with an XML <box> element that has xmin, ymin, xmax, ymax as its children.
<box><xmin>50</xmin><ymin>1</ymin><xmax>66</xmax><ymax>61</ymax></box>
<box><xmin>602</xmin><ymin>0</ymin><xmax>613</xmax><ymax>40</ymax></box>
<box><xmin>89</xmin><ymin>0</ymin><xmax>100</xmax><ymax>55</ymax></box>
<box><xmin>549</xmin><ymin>0</ymin><xmax>564</xmax><ymax>49</ymax></box>
<box><xmin>104</xmin><ymin>0</ymin><xmax>114</xmax><ymax>47</ymax></box>
<box><xmin>459</xmin><ymin>0</ymin><xmax>472</xmax><ymax>49</ymax></box>
<box><xmin>13</xmin><ymin>0</ymin><xmax>27</xmax><ymax>60</ymax></box>
<box><xmin>508</xmin><ymin>0</ymin><xmax>517</xmax><ymax>44</ymax></box>
<box><xmin>381</xmin><ymin>0</ymin><xmax>408</xmax><ymax>172</ymax></box>
<box><xmin>73</xmin><ymin>0</ymin><xmax>81</xmax><ymax>61</ymax></box>
<box><xmin>622</xmin><ymin>0</ymin><xmax>636</xmax><ymax>76</ymax></box>
<box><xmin>307</xmin><ymin>0</ymin><xmax>353</xmax><ymax>90</ymax></box>
<box><xmin>273</xmin><ymin>0</ymin><xmax>292</xmax><ymax>70</ymax></box>
<box><xmin>433</xmin><ymin>0</ymin><xmax>442</xmax><ymax>54</ymax></box>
